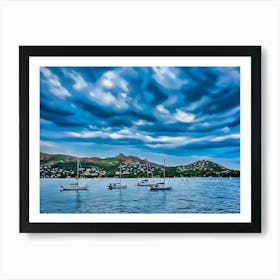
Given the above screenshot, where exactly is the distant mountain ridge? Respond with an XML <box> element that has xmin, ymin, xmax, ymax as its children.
<box><xmin>40</xmin><ymin>152</ymin><xmax>239</xmax><ymax>178</ymax></box>
<box><xmin>40</xmin><ymin>152</ymin><xmax>158</xmax><ymax>166</ymax></box>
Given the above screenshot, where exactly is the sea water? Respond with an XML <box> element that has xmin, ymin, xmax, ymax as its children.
<box><xmin>40</xmin><ymin>177</ymin><xmax>240</xmax><ymax>213</ymax></box>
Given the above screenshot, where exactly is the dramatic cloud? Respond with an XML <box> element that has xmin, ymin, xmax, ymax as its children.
<box><xmin>40</xmin><ymin>66</ymin><xmax>240</xmax><ymax>168</ymax></box>
<box><xmin>174</xmin><ymin>109</ymin><xmax>195</xmax><ymax>123</ymax></box>
<box><xmin>63</xmin><ymin>69</ymin><xmax>88</xmax><ymax>90</ymax></box>
<box><xmin>40</xmin><ymin>67</ymin><xmax>71</xmax><ymax>99</ymax></box>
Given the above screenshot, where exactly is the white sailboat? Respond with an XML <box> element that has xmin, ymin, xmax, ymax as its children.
<box><xmin>60</xmin><ymin>158</ymin><xmax>89</xmax><ymax>191</ymax></box>
<box><xmin>107</xmin><ymin>166</ymin><xmax>127</xmax><ymax>189</ymax></box>
<box><xmin>150</xmin><ymin>159</ymin><xmax>172</xmax><ymax>191</ymax></box>
<box><xmin>137</xmin><ymin>159</ymin><xmax>155</xmax><ymax>186</ymax></box>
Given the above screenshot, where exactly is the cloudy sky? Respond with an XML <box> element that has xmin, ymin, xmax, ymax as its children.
<box><xmin>40</xmin><ymin>66</ymin><xmax>240</xmax><ymax>169</ymax></box>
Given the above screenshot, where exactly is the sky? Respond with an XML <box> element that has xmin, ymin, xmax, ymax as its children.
<box><xmin>40</xmin><ymin>66</ymin><xmax>240</xmax><ymax>169</ymax></box>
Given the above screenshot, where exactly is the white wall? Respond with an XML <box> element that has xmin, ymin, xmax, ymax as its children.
<box><xmin>0</xmin><ymin>0</ymin><xmax>279</xmax><ymax>279</ymax></box>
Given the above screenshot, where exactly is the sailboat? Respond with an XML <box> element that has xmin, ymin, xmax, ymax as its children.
<box><xmin>137</xmin><ymin>159</ymin><xmax>155</xmax><ymax>186</ymax></box>
<box><xmin>107</xmin><ymin>165</ymin><xmax>127</xmax><ymax>189</ymax></box>
<box><xmin>150</xmin><ymin>159</ymin><xmax>172</xmax><ymax>191</ymax></box>
<box><xmin>60</xmin><ymin>158</ymin><xmax>89</xmax><ymax>191</ymax></box>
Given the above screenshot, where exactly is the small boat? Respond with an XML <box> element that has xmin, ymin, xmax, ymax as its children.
<box><xmin>61</xmin><ymin>182</ymin><xmax>89</xmax><ymax>191</ymax></box>
<box><xmin>137</xmin><ymin>159</ymin><xmax>155</xmax><ymax>186</ymax></box>
<box><xmin>107</xmin><ymin>182</ymin><xmax>127</xmax><ymax>189</ymax></box>
<box><xmin>60</xmin><ymin>158</ymin><xmax>89</xmax><ymax>191</ymax></box>
<box><xmin>107</xmin><ymin>166</ymin><xmax>127</xmax><ymax>189</ymax></box>
<box><xmin>150</xmin><ymin>159</ymin><xmax>172</xmax><ymax>191</ymax></box>
<box><xmin>137</xmin><ymin>179</ymin><xmax>151</xmax><ymax>186</ymax></box>
<box><xmin>150</xmin><ymin>182</ymin><xmax>172</xmax><ymax>190</ymax></box>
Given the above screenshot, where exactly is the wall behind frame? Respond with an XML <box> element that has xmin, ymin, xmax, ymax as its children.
<box><xmin>0</xmin><ymin>0</ymin><xmax>279</xmax><ymax>279</ymax></box>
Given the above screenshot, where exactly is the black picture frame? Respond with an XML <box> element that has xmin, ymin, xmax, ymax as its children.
<box><xmin>20</xmin><ymin>46</ymin><xmax>261</xmax><ymax>233</ymax></box>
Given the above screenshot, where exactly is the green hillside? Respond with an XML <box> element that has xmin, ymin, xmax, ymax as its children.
<box><xmin>40</xmin><ymin>153</ymin><xmax>240</xmax><ymax>178</ymax></box>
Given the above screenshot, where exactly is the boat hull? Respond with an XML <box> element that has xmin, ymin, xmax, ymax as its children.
<box><xmin>107</xmin><ymin>184</ymin><xmax>127</xmax><ymax>189</ymax></box>
<box><xmin>150</xmin><ymin>187</ymin><xmax>172</xmax><ymax>190</ymax></box>
<box><xmin>60</xmin><ymin>185</ymin><xmax>89</xmax><ymax>191</ymax></box>
<box><xmin>149</xmin><ymin>183</ymin><xmax>172</xmax><ymax>190</ymax></box>
<box><xmin>107</xmin><ymin>183</ymin><xmax>127</xmax><ymax>190</ymax></box>
<box><xmin>137</xmin><ymin>182</ymin><xmax>153</xmax><ymax>186</ymax></box>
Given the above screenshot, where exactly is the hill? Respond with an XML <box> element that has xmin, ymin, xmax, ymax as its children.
<box><xmin>40</xmin><ymin>153</ymin><xmax>240</xmax><ymax>178</ymax></box>
<box><xmin>177</xmin><ymin>159</ymin><xmax>239</xmax><ymax>177</ymax></box>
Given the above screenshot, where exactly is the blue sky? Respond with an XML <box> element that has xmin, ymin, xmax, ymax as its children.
<box><xmin>40</xmin><ymin>66</ymin><xmax>240</xmax><ymax>169</ymax></box>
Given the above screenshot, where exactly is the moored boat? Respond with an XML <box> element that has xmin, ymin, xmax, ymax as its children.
<box><xmin>60</xmin><ymin>158</ymin><xmax>89</xmax><ymax>191</ymax></box>
<box><xmin>150</xmin><ymin>182</ymin><xmax>172</xmax><ymax>190</ymax></box>
<box><xmin>137</xmin><ymin>159</ymin><xmax>154</xmax><ymax>186</ymax></box>
<box><xmin>149</xmin><ymin>159</ymin><xmax>172</xmax><ymax>191</ymax></box>
<box><xmin>137</xmin><ymin>179</ymin><xmax>151</xmax><ymax>186</ymax></box>
<box><xmin>107</xmin><ymin>166</ymin><xmax>127</xmax><ymax>189</ymax></box>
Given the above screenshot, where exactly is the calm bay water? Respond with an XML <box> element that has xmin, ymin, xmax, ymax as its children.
<box><xmin>40</xmin><ymin>177</ymin><xmax>240</xmax><ymax>214</ymax></box>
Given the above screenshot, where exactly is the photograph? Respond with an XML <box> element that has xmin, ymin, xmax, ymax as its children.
<box><xmin>40</xmin><ymin>66</ymin><xmax>241</xmax><ymax>214</ymax></box>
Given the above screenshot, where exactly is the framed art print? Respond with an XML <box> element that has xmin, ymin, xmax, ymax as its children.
<box><xmin>19</xmin><ymin>46</ymin><xmax>261</xmax><ymax>233</ymax></box>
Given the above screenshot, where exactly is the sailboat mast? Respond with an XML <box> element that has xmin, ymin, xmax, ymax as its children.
<box><xmin>120</xmin><ymin>165</ymin><xmax>122</xmax><ymax>184</ymax></box>
<box><xmin>149</xmin><ymin>162</ymin><xmax>153</xmax><ymax>178</ymax></box>
<box><xmin>146</xmin><ymin>160</ymin><xmax>149</xmax><ymax>178</ymax></box>
<box><xmin>77</xmin><ymin>158</ymin><xmax>80</xmax><ymax>181</ymax></box>
<box><xmin>163</xmin><ymin>159</ymin><xmax>166</xmax><ymax>185</ymax></box>
<box><xmin>76</xmin><ymin>158</ymin><xmax>79</xmax><ymax>190</ymax></box>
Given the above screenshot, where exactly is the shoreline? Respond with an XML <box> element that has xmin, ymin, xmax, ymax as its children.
<box><xmin>40</xmin><ymin>176</ymin><xmax>240</xmax><ymax>179</ymax></box>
